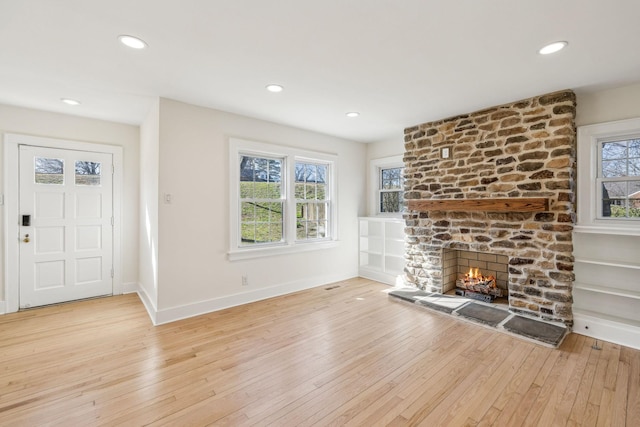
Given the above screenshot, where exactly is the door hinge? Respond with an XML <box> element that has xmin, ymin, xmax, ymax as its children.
<box><xmin>111</xmin><ymin>268</ymin><xmax>114</xmax><ymax>278</ymax></box>
<box><xmin>111</xmin><ymin>216</ymin><xmax>114</xmax><ymax>226</ymax></box>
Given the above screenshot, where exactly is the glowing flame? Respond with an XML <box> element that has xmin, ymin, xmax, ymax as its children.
<box><xmin>467</xmin><ymin>267</ymin><xmax>482</xmax><ymax>279</ymax></box>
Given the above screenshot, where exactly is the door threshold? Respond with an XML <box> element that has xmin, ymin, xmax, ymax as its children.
<box><xmin>19</xmin><ymin>294</ymin><xmax>114</xmax><ymax>311</ymax></box>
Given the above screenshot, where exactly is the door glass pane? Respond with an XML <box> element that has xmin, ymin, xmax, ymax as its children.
<box><xmin>75</xmin><ymin>161</ymin><xmax>101</xmax><ymax>186</ymax></box>
<box><xmin>35</xmin><ymin>157</ymin><xmax>64</xmax><ymax>184</ymax></box>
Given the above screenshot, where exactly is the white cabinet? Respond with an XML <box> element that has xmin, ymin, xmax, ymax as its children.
<box><xmin>359</xmin><ymin>217</ymin><xmax>406</xmax><ymax>285</ymax></box>
<box><xmin>572</xmin><ymin>230</ymin><xmax>640</xmax><ymax>349</ymax></box>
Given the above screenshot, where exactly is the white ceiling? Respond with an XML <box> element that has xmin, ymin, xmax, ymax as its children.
<box><xmin>1</xmin><ymin>0</ymin><xmax>639</xmax><ymax>143</ymax></box>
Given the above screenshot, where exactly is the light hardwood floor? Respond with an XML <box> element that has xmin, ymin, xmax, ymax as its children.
<box><xmin>0</xmin><ymin>278</ymin><xmax>638</xmax><ymax>426</ymax></box>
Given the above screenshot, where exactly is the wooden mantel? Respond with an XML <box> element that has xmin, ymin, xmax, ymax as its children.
<box><xmin>407</xmin><ymin>198</ymin><xmax>549</xmax><ymax>212</ymax></box>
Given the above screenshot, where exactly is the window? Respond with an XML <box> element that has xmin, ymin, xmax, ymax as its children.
<box><xmin>75</xmin><ymin>161</ymin><xmax>102</xmax><ymax>186</ymax></box>
<box><xmin>577</xmin><ymin>118</ymin><xmax>640</xmax><ymax>233</ymax></box>
<box><xmin>229</xmin><ymin>138</ymin><xmax>337</xmax><ymax>259</ymax></box>
<box><xmin>295</xmin><ymin>162</ymin><xmax>329</xmax><ymax>240</ymax></box>
<box><xmin>35</xmin><ymin>157</ymin><xmax>64</xmax><ymax>184</ymax></box>
<box><xmin>379</xmin><ymin>166</ymin><xmax>404</xmax><ymax>213</ymax></box>
<box><xmin>598</xmin><ymin>138</ymin><xmax>640</xmax><ymax>219</ymax></box>
<box><xmin>369</xmin><ymin>155</ymin><xmax>404</xmax><ymax>215</ymax></box>
<box><xmin>239</xmin><ymin>155</ymin><xmax>284</xmax><ymax>245</ymax></box>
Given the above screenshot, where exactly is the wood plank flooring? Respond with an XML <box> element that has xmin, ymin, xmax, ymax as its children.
<box><xmin>0</xmin><ymin>277</ymin><xmax>638</xmax><ymax>426</ymax></box>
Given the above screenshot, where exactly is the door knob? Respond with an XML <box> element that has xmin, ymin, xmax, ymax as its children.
<box><xmin>23</xmin><ymin>234</ymin><xmax>30</xmax><ymax>243</ymax></box>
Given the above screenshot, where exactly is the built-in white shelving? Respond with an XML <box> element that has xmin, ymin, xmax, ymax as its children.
<box><xmin>359</xmin><ymin>217</ymin><xmax>406</xmax><ymax>286</ymax></box>
<box><xmin>572</xmin><ymin>231</ymin><xmax>640</xmax><ymax>349</ymax></box>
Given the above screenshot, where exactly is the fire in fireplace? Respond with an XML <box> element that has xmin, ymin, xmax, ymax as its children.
<box><xmin>456</xmin><ymin>267</ymin><xmax>504</xmax><ymax>302</ymax></box>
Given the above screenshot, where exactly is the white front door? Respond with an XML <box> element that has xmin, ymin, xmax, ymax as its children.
<box><xmin>19</xmin><ymin>145</ymin><xmax>114</xmax><ymax>308</ymax></box>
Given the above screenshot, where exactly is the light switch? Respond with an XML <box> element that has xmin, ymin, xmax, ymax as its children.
<box><xmin>441</xmin><ymin>147</ymin><xmax>450</xmax><ymax>159</ymax></box>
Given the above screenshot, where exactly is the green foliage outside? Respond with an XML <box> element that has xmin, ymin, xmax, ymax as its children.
<box><xmin>240</xmin><ymin>182</ymin><xmax>328</xmax><ymax>244</ymax></box>
<box><xmin>608</xmin><ymin>205</ymin><xmax>640</xmax><ymax>218</ymax></box>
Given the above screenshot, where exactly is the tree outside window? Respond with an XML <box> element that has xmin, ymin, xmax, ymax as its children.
<box><xmin>379</xmin><ymin>167</ymin><xmax>404</xmax><ymax>213</ymax></box>
<box><xmin>232</xmin><ymin>141</ymin><xmax>336</xmax><ymax>255</ymax></box>
<box><xmin>599</xmin><ymin>138</ymin><xmax>640</xmax><ymax>219</ymax></box>
<box><xmin>295</xmin><ymin>162</ymin><xmax>329</xmax><ymax>240</ymax></box>
<box><xmin>239</xmin><ymin>155</ymin><xmax>284</xmax><ymax>245</ymax></box>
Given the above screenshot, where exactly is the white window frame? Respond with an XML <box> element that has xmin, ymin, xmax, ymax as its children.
<box><xmin>237</xmin><ymin>153</ymin><xmax>286</xmax><ymax>247</ymax></box>
<box><xmin>294</xmin><ymin>157</ymin><xmax>332</xmax><ymax>242</ymax></box>
<box><xmin>228</xmin><ymin>137</ymin><xmax>338</xmax><ymax>261</ymax></box>
<box><xmin>577</xmin><ymin>117</ymin><xmax>640</xmax><ymax>235</ymax></box>
<box><xmin>369</xmin><ymin>155</ymin><xmax>404</xmax><ymax>217</ymax></box>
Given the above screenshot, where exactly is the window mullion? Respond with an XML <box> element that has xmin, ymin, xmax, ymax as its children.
<box><xmin>285</xmin><ymin>155</ymin><xmax>296</xmax><ymax>245</ymax></box>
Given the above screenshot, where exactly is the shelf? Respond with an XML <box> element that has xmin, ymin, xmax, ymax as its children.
<box><xmin>573</xmin><ymin>308</ymin><xmax>640</xmax><ymax>328</ymax></box>
<box><xmin>359</xmin><ymin>250</ymin><xmax>383</xmax><ymax>256</ymax></box>
<box><xmin>574</xmin><ymin>225</ymin><xmax>640</xmax><ymax>236</ymax></box>
<box><xmin>407</xmin><ymin>197</ymin><xmax>549</xmax><ymax>212</ymax></box>
<box><xmin>574</xmin><ymin>283</ymin><xmax>640</xmax><ymax>300</ymax></box>
<box><xmin>575</xmin><ymin>258</ymin><xmax>640</xmax><ymax>270</ymax></box>
<box><xmin>359</xmin><ymin>217</ymin><xmax>407</xmax><ymax>286</ymax></box>
<box><xmin>359</xmin><ymin>265</ymin><xmax>383</xmax><ymax>272</ymax></box>
<box><xmin>359</xmin><ymin>216</ymin><xmax>404</xmax><ymax>222</ymax></box>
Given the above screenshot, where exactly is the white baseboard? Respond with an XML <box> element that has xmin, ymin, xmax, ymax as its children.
<box><xmin>573</xmin><ymin>311</ymin><xmax>640</xmax><ymax>350</ymax></box>
<box><xmin>359</xmin><ymin>269</ymin><xmax>405</xmax><ymax>287</ymax></box>
<box><xmin>135</xmin><ymin>284</ymin><xmax>158</xmax><ymax>325</ymax></box>
<box><xmin>122</xmin><ymin>282</ymin><xmax>139</xmax><ymax>294</ymax></box>
<box><xmin>154</xmin><ymin>272</ymin><xmax>355</xmax><ymax>325</ymax></box>
<box><xmin>0</xmin><ymin>300</ymin><xmax>6</xmax><ymax>315</ymax></box>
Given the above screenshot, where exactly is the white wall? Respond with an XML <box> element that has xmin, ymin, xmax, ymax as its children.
<box><xmin>138</xmin><ymin>100</ymin><xmax>160</xmax><ymax>315</ymax></box>
<box><xmin>152</xmin><ymin>98</ymin><xmax>367</xmax><ymax>322</ymax></box>
<box><xmin>576</xmin><ymin>82</ymin><xmax>640</xmax><ymax>126</ymax></box>
<box><xmin>0</xmin><ymin>104</ymin><xmax>140</xmax><ymax>304</ymax></box>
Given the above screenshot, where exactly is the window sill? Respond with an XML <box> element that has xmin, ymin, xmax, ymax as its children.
<box><xmin>228</xmin><ymin>240</ymin><xmax>340</xmax><ymax>261</ymax></box>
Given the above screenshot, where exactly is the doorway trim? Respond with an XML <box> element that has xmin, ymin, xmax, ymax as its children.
<box><xmin>4</xmin><ymin>134</ymin><xmax>123</xmax><ymax>313</ymax></box>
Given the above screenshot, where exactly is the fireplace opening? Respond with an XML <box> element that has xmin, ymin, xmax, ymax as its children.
<box><xmin>442</xmin><ymin>249</ymin><xmax>509</xmax><ymax>305</ymax></box>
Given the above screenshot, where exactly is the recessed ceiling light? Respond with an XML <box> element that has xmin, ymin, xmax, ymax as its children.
<box><xmin>538</xmin><ymin>41</ymin><xmax>568</xmax><ymax>55</ymax></box>
<box><xmin>266</xmin><ymin>84</ymin><xmax>284</xmax><ymax>93</ymax></box>
<box><xmin>118</xmin><ymin>35</ymin><xmax>148</xmax><ymax>49</ymax></box>
<box><xmin>61</xmin><ymin>98</ymin><xmax>81</xmax><ymax>106</ymax></box>
<box><xmin>346</xmin><ymin>112</ymin><xmax>360</xmax><ymax>118</ymax></box>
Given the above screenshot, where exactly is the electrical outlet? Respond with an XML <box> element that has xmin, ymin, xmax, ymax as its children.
<box><xmin>242</xmin><ymin>275</ymin><xmax>249</xmax><ymax>286</ymax></box>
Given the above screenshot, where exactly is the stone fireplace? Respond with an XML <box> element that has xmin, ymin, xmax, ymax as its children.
<box><xmin>402</xmin><ymin>90</ymin><xmax>576</xmax><ymax>326</ymax></box>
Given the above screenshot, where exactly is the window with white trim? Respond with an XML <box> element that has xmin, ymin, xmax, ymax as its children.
<box><xmin>229</xmin><ymin>138</ymin><xmax>337</xmax><ymax>259</ymax></box>
<box><xmin>239</xmin><ymin>155</ymin><xmax>284</xmax><ymax>245</ymax></box>
<box><xmin>295</xmin><ymin>161</ymin><xmax>329</xmax><ymax>240</ymax></box>
<box><xmin>598</xmin><ymin>138</ymin><xmax>640</xmax><ymax>219</ymax></box>
<box><xmin>577</xmin><ymin>118</ymin><xmax>640</xmax><ymax>232</ymax></box>
<box><xmin>369</xmin><ymin>155</ymin><xmax>405</xmax><ymax>216</ymax></box>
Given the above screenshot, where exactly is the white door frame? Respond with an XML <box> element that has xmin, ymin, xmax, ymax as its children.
<box><xmin>4</xmin><ymin>134</ymin><xmax>123</xmax><ymax>313</ymax></box>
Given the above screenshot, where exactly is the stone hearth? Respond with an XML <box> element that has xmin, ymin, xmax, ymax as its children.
<box><xmin>402</xmin><ymin>90</ymin><xmax>576</xmax><ymax>326</ymax></box>
<box><xmin>388</xmin><ymin>289</ymin><xmax>568</xmax><ymax>347</ymax></box>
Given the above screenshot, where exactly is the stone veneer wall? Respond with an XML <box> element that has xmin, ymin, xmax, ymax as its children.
<box><xmin>403</xmin><ymin>90</ymin><xmax>576</xmax><ymax>326</ymax></box>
